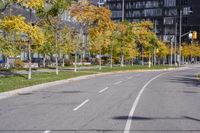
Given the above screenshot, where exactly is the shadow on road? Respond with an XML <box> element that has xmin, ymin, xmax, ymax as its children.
<box><xmin>112</xmin><ymin>116</ymin><xmax>200</xmax><ymax>122</ymax></box>
<box><xmin>1</xmin><ymin>129</ymin><xmax>200</xmax><ymax>132</ymax></box>
<box><xmin>169</xmin><ymin>74</ymin><xmax>200</xmax><ymax>87</ymax></box>
<box><xmin>34</xmin><ymin>90</ymin><xmax>84</xmax><ymax>94</ymax></box>
<box><xmin>183</xmin><ymin>91</ymin><xmax>200</xmax><ymax>94</ymax></box>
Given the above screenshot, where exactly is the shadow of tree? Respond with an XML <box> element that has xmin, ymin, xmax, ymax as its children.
<box><xmin>34</xmin><ymin>90</ymin><xmax>84</xmax><ymax>94</ymax></box>
<box><xmin>112</xmin><ymin>115</ymin><xmax>200</xmax><ymax>122</ymax></box>
<box><xmin>183</xmin><ymin>91</ymin><xmax>200</xmax><ymax>94</ymax></box>
<box><xmin>0</xmin><ymin>116</ymin><xmax>200</xmax><ymax>132</ymax></box>
<box><xmin>169</xmin><ymin>74</ymin><xmax>200</xmax><ymax>87</ymax></box>
<box><xmin>0</xmin><ymin>71</ymin><xmax>27</xmax><ymax>79</ymax></box>
<box><xmin>14</xmin><ymin>74</ymin><xmax>27</xmax><ymax>79</ymax></box>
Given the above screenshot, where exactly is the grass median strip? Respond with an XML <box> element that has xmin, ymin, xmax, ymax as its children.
<box><xmin>0</xmin><ymin>65</ymin><xmax>176</xmax><ymax>93</ymax></box>
<box><xmin>85</xmin><ymin>65</ymin><xmax>177</xmax><ymax>72</ymax></box>
<box><xmin>0</xmin><ymin>71</ymin><xmax>96</xmax><ymax>93</ymax></box>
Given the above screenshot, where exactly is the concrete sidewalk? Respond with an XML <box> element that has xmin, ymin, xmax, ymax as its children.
<box><xmin>0</xmin><ymin>66</ymin><xmax>101</xmax><ymax>77</ymax></box>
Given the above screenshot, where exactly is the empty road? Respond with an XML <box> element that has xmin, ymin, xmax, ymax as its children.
<box><xmin>0</xmin><ymin>65</ymin><xmax>200</xmax><ymax>133</ymax></box>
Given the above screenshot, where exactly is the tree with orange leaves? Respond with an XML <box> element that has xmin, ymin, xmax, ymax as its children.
<box><xmin>70</xmin><ymin>0</ymin><xmax>114</xmax><ymax>70</ymax></box>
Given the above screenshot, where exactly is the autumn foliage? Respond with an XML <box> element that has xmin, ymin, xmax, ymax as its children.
<box><xmin>1</xmin><ymin>0</ymin><xmax>195</xmax><ymax>73</ymax></box>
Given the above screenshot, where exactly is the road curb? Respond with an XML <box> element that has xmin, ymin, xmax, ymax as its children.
<box><xmin>196</xmin><ymin>72</ymin><xmax>200</xmax><ymax>81</ymax></box>
<box><xmin>0</xmin><ymin>67</ymin><xmax>188</xmax><ymax>100</ymax></box>
<box><xmin>0</xmin><ymin>74</ymin><xmax>102</xmax><ymax>100</ymax></box>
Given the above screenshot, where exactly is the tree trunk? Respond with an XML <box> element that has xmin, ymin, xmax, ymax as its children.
<box><xmin>43</xmin><ymin>54</ymin><xmax>46</xmax><ymax>68</ymax></box>
<box><xmin>132</xmin><ymin>58</ymin><xmax>134</xmax><ymax>66</ymax></box>
<box><xmin>6</xmin><ymin>57</ymin><xmax>10</xmax><ymax>69</ymax></box>
<box><xmin>148</xmin><ymin>53</ymin><xmax>151</xmax><ymax>68</ymax></box>
<box><xmin>99</xmin><ymin>36</ymin><xmax>102</xmax><ymax>71</ymax></box>
<box><xmin>80</xmin><ymin>53</ymin><xmax>83</xmax><ymax>65</ymax></box>
<box><xmin>110</xmin><ymin>43</ymin><xmax>113</xmax><ymax>68</ymax></box>
<box><xmin>62</xmin><ymin>55</ymin><xmax>65</xmax><ymax>67</ymax></box>
<box><xmin>74</xmin><ymin>51</ymin><xmax>77</xmax><ymax>72</ymax></box>
<box><xmin>120</xmin><ymin>40</ymin><xmax>124</xmax><ymax>67</ymax></box>
<box><xmin>158</xmin><ymin>57</ymin><xmax>161</xmax><ymax>65</ymax></box>
<box><xmin>110</xmin><ymin>54</ymin><xmax>113</xmax><ymax>68</ymax></box>
<box><xmin>120</xmin><ymin>53</ymin><xmax>124</xmax><ymax>67</ymax></box>
<box><xmin>55</xmin><ymin>55</ymin><xmax>59</xmax><ymax>75</ymax></box>
<box><xmin>28</xmin><ymin>42</ymin><xmax>32</xmax><ymax>80</ymax></box>
<box><xmin>99</xmin><ymin>47</ymin><xmax>102</xmax><ymax>70</ymax></box>
<box><xmin>141</xmin><ymin>47</ymin><xmax>144</xmax><ymax>65</ymax></box>
<box><xmin>154</xmin><ymin>48</ymin><xmax>156</xmax><ymax>65</ymax></box>
<box><xmin>55</xmin><ymin>23</ymin><xmax>59</xmax><ymax>75</ymax></box>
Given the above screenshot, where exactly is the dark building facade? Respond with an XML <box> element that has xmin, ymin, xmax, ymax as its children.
<box><xmin>105</xmin><ymin>0</ymin><xmax>200</xmax><ymax>43</ymax></box>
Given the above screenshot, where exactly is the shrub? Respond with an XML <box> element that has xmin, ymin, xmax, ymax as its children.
<box><xmin>14</xmin><ymin>59</ymin><xmax>24</xmax><ymax>68</ymax></box>
<box><xmin>64</xmin><ymin>59</ymin><xmax>71</xmax><ymax>66</ymax></box>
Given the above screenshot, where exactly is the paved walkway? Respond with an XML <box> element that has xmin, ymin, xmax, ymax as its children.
<box><xmin>0</xmin><ymin>66</ymin><xmax>100</xmax><ymax>77</ymax></box>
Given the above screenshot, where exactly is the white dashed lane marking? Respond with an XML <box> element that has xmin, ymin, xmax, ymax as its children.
<box><xmin>99</xmin><ymin>87</ymin><xmax>109</xmax><ymax>93</ymax></box>
<box><xmin>73</xmin><ymin>99</ymin><xmax>89</xmax><ymax>111</ymax></box>
<box><xmin>114</xmin><ymin>81</ymin><xmax>122</xmax><ymax>85</ymax></box>
<box><xmin>127</xmin><ymin>76</ymin><xmax>133</xmax><ymax>79</ymax></box>
<box><xmin>43</xmin><ymin>130</ymin><xmax>51</xmax><ymax>133</ymax></box>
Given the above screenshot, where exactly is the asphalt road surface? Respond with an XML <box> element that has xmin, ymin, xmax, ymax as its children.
<box><xmin>0</xmin><ymin>65</ymin><xmax>200</xmax><ymax>133</ymax></box>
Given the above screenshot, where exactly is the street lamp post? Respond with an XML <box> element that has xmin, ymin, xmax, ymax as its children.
<box><xmin>154</xmin><ymin>19</ymin><xmax>157</xmax><ymax>65</ymax></box>
<box><xmin>74</xmin><ymin>39</ymin><xmax>78</xmax><ymax>72</ymax></box>
<box><xmin>122</xmin><ymin>0</ymin><xmax>124</xmax><ymax>21</ymax></box>
<box><xmin>179</xmin><ymin>9</ymin><xmax>193</xmax><ymax>66</ymax></box>
<box><xmin>98</xmin><ymin>0</ymin><xmax>103</xmax><ymax>70</ymax></box>
<box><xmin>175</xmin><ymin>23</ymin><xmax>177</xmax><ymax>66</ymax></box>
<box><xmin>55</xmin><ymin>20</ymin><xmax>59</xmax><ymax>75</ymax></box>
<box><xmin>179</xmin><ymin>10</ymin><xmax>182</xmax><ymax>66</ymax></box>
<box><xmin>120</xmin><ymin>0</ymin><xmax>125</xmax><ymax>67</ymax></box>
<box><xmin>170</xmin><ymin>36</ymin><xmax>174</xmax><ymax>66</ymax></box>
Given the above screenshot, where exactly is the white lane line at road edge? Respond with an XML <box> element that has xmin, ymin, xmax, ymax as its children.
<box><xmin>114</xmin><ymin>81</ymin><xmax>122</xmax><ymax>85</ymax></box>
<box><xmin>99</xmin><ymin>87</ymin><xmax>109</xmax><ymax>93</ymax></box>
<box><xmin>127</xmin><ymin>76</ymin><xmax>133</xmax><ymax>80</ymax></box>
<box><xmin>43</xmin><ymin>130</ymin><xmax>51</xmax><ymax>133</ymax></box>
<box><xmin>124</xmin><ymin>73</ymin><xmax>165</xmax><ymax>133</ymax></box>
<box><xmin>127</xmin><ymin>74</ymin><xmax>142</xmax><ymax>80</ymax></box>
<box><xmin>73</xmin><ymin>99</ymin><xmax>89</xmax><ymax>111</ymax></box>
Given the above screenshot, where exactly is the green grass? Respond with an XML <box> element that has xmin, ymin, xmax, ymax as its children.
<box><xmin>85</xmin><ymin>65</ymin><xmax>177</xmax><ymax>72</ymax></box>
<box><xmin>0</xmin><ymin>71</ymin><xmax>96</xmax><ymax>93</ymax></box>
<box><xmin>0</xmin><ymin>65</ymin><xmax>176</xmax><ymax>93</ymax></box>
<box><xmin>0</xmin><ymin>67</ymin><xmax>42</xmax><ymax>72</ymax></box>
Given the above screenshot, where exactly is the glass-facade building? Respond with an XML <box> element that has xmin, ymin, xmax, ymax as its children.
<box><xmin>105</xmin><ymin>0</ymin><xmax>200</xmax><ymax>43</ymax></box>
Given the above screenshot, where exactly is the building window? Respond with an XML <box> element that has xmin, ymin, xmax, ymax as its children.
<box><xmin>112</xmin><ymin>11</ymin><xmax>122</xmax><ymax>18</ymax></box>
<box><xmin>126</xmin><ymin>10</ymin><xmax>141</xmax><ymax>17</ymax></box>
<box><xmin>164</xmin><ymin>0</ymin><xmax>176</xmax><ymax>7</ymax></box>
<box><xmin>132</xmin><ymin>19</ymin><xmax>140</xmax><ymax>22</ymax></box>
<box><xmin>177</xmin><ymin>0</ymin><xmax>188</xmax><ymax>6</ymax></box>
<box><xmin>163</xmin><ymin>35</ymin><xmax>175</xmax><ymax>42</ymax></box>
<box><xmin>183</xmin><ymin>7</ymin><xmax>192</xmax><ymax>15</ymax></box>
<box><xmin>164</xmin><ymin>26</ymin><xmax>176</xmax><ymax>34</ymax></box>
<box><xmin>164</xmin><ymin>17</ymin><xmax>176</xmax><ymax>24</ymax></box>
<box><xmin>143</xmin><ymin>9</ymin><xmax>162</xmax><ymax>17</ymax></box>
<box><xmin>135</xmin><ymin>1</ymin><xmax>145</xmax><ymax>9</ymax></box>
<box><xmin>165</xmin><ymin>9</ymin><xmax>177</xmax><ymax>16</ymax></box>
<box><xmin>108</xmin><ymin>3</ymin><xmax>121</xmax><ymax>10</ymax></box>
<box><xmin>145</xmin><ymin>1</ymin><xmax>159</xmax><ymax>8</ymax></box>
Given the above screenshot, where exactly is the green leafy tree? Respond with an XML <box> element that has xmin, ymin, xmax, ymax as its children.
<box><xmin>133</xmin><ymin>21</ymin><xmax>159</xmax><ymax>67</ymax></box>
<box><xmin>37</xmin><ymin>0</ymin><xmax>73</xmax><ymax>74</ymax></box>
<box><xmin>0</xmin><ymin>16</ymin><xmax>44</xmax><ymax>73</ymax></box>
<box><xmin>70</xmin><ymin>0</ymin><xmax>113</xmax><ymax>70</ymax></box>
<box><xmin>58</xmin><ymin>27</ymin><xmax>77</xmax><ymax>67</ymax></box>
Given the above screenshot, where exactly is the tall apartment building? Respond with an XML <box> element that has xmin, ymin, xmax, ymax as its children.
<box><xmin>105</xmin><ymin>0</ymin><xmax>200</xmax><ymax>43</ymax></box>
